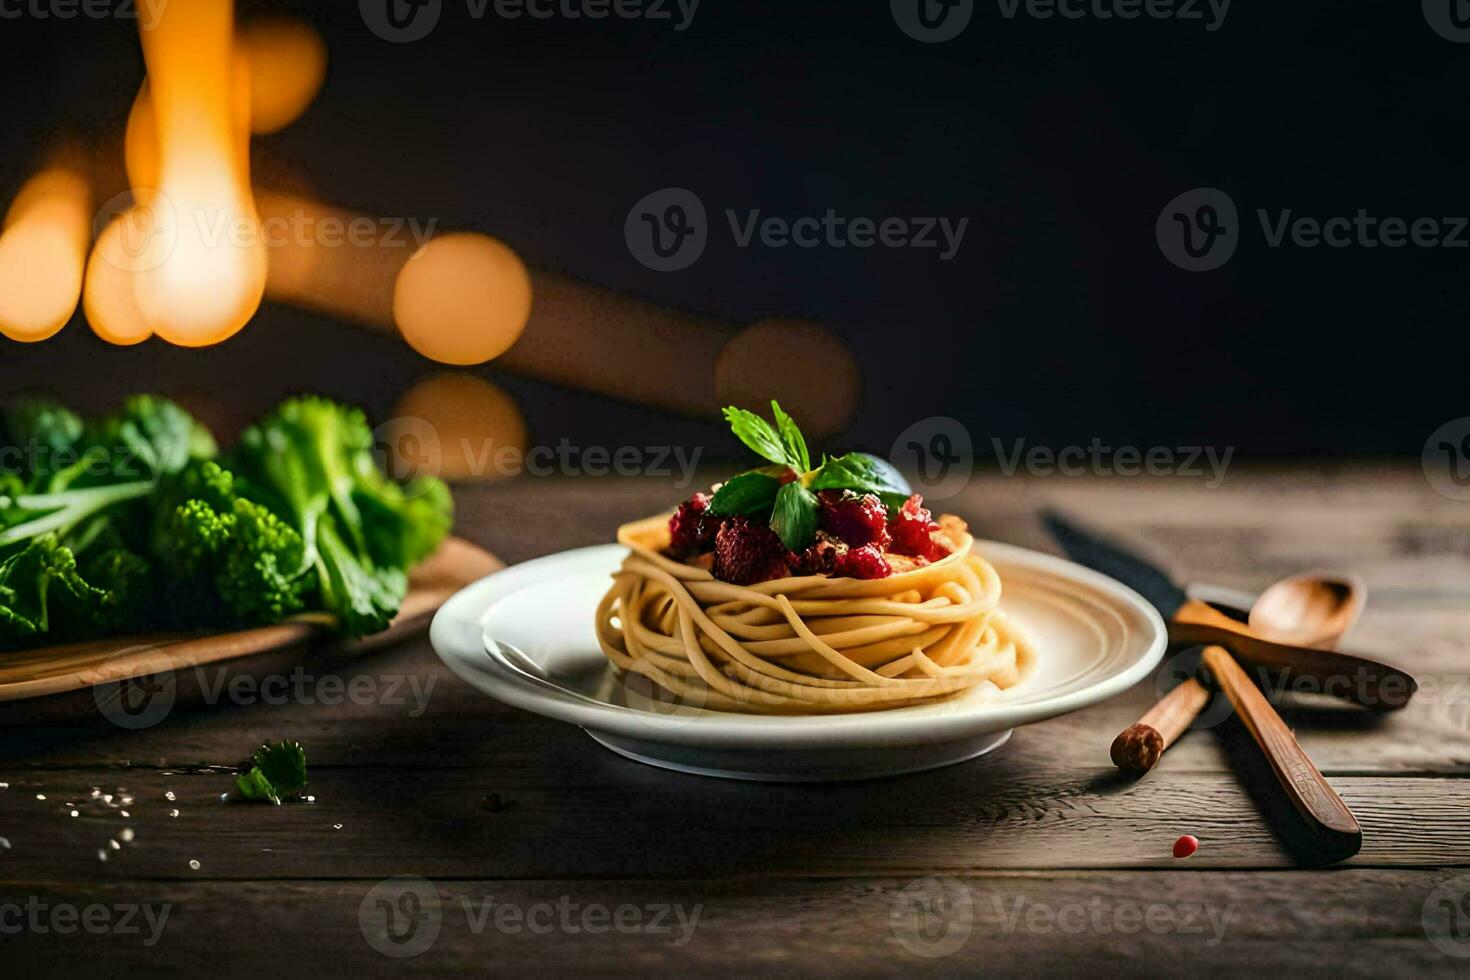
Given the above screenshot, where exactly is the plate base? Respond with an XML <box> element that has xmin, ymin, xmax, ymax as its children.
<box><xmin>585</xmin><ymin>728</ymin><xmax>1014</xmax><ymax>782</ymax></box>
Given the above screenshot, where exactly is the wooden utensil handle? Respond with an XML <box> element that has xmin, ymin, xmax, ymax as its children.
<box><xmin>1172</xmin><ymin>599</ymin><xmax>1417</xmax><ymax>710</ymax></box>
<box><xmin>1110</xmin><ymin>677</ymin><xmax>1210</xmax><ymax>773</ymax></box>
<box><xmin>1200</xmin><ymin>645</ymin><xmax>1362</xmax><ymax>856</ymax></box>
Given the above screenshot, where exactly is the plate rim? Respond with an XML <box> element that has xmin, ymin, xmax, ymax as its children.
<box><xmin>430</xmin><ymin>540</ymin><xmax>1167</xmax><ymax>749</ymax></box>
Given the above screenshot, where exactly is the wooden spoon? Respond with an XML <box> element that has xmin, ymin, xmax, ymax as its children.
<box><xmin>1111</xmin><ymin>571</ymin><xmax>1369</xmax><ymax>773</ymax></box>
<box><xmin>1248</xmin><ymin>571</ymin><xmax>1366</xmax><ymax>650</ymax></box>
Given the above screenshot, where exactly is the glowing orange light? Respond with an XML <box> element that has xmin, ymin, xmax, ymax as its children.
<box><xmin>0</xmin><ymin>167</ymin><xmax>92</xmax><ymax>343</ymax></box>
<box><xmin>83</xmin><ymin>204</ymin><xmax>160</xmax><ymax>346</ymax></box>
<box><xmin>716</xmin><ymin>318</ymin><xmax>860</xmax><ymax>438</ymax></box>
<box><xmin>133</xmin><ymin>0</ymin><xmax>266</xmax><ymax>348</ymax></box>
<box><xmin>390</xmin><ymin>373</ymin><xmax>528</xmax><ymax>482</ymax></box>
<box><xmin>126</xmin><ymin>17</ymin><xmax>322</xmax><ymax>190</ymax></box>
<box><xmin>393</xmin><ymin>233</ymin><xmax>533</xmax><ymax>366</ymax></box>
<box><xmin>240</xmin><ymin>18</ymin><xmax>328</xmax><ymax>135</ymax></box>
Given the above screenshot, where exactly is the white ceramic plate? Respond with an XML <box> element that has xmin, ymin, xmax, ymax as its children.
<box><xmin>431</xmin><ymin>542</ymin><xmax>1166</xmax><ymax>782</ymax></box>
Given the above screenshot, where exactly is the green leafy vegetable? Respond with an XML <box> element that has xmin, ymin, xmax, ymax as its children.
<box><xmin>721</xmin><ymin>406</ymin><xmax>792</xmax><ymax>467</ymax></box>
<box><xmin>769</xmin><ymin>401</ymin><xmax>810</xmax><ymax>473</ymax></box>
<box><xmin>716</xmin><ymin>404</ymin><xmax>922</xmax><ymax>552</ymax></box>
<box><xmin>770</xmin><ymin>481</ymin><xmax>818</xmax><ymax>551</ymax></box>
<box><xmin>0</xmin><ymin>394</ymin><xmax>452</xmax><ymax>649</ymax></box>
<box><xmin>809</xmin><ymin>452</ymin><xmax>913</xmax><ymax>511</ymax></box>
<box><xmin>1</xmin><ymin>400</ymin><xmax>83</xmax><ymax>479</ymax></box>
<box><xmin>232</xmin><ymin>397</ymin><xmax>452</xmax><ymax>637</ymax></box>
<box><xmin>154</xmin><ymin>461</ymin><xmax>310</xmax><ymax>626</ymax></box>
<box><xmin>234</xmin><ymin>740</ymin><xmax>309</xmax><ymax>805</ymax></box>
<box><xmin>0</xmin><ymin>395</ymin><xmax>216</xmax><ymax>642</ymax></box>
<box><xmin>708</xmin><ymin>472</ymin><xmax>781</xmax><ymax>517</ymax></box>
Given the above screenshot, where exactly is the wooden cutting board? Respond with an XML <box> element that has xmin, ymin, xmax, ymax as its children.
<box><xmin>0</xmin><ymin>536</ymin><xmax>501</xmax><ymax>722</ymax></box>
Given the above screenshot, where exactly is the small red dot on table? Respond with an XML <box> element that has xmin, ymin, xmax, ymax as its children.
<box><xmin>1173</xmin><ymin>835</ymin><xmax>1199</xmax><ymax>858</ymax></box>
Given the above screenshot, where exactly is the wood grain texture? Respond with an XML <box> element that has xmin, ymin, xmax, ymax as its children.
<box><xmin>1</xmin><ymin>465</ymin><xmax>1467</xmax><ymax>975</ymax></box>
<box><xmin>3</xmin><ymin>871</ymin><xmax>1467</xmax><ymax>977</ymax></box>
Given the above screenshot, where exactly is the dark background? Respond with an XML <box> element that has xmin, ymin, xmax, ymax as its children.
<box><xmin>0</xmin><ymin>0</ymin><xmax>1463</xmax><ymax>459</ymax></box>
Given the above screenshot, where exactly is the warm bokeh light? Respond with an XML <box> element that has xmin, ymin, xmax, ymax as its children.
<box><xmin>716</xmin><ymin>318</ymin><xmax>860</xmax><ymax>438</ymax></box>
<box><xmin>83</xmin><ymin>205</ymin><xmax>157</xmax><ymax>346</ymax></box>
<box><xmin>126</xmin><ymin>18</ymin><xmax>321</xmax><ymax>190</ymax></box>
<box><xmin>501</xmin><ymin>269</ymin><xmax>729</xmax><ymax>415</ymax></box>
<box><xmin>0</xmin><ymin>166</ymin><xmax>92</xmax><ymax>343</ymax></box>
<box><xmin>393</xmin><ymin>233</ymin><xmax>533</xmax><ymax>366</ymax></box>
<box><xmin>240</xmin><ymin>17</ymin><xmax>328</xmax><ymax>135</ymax></box>
<box><xmin>258</xmin><ymin>189</ymin><xmax>409</xmax><ymax>328</ymax></box>
<box><xmin>133</xmin><ymin>0</ymin><xmax>266</xmax><ymax>348</ymax></box>
<box><xmin>390</xmin><ymin>372</ymin><xmax>528</xmax><ymax>482</ymax></box>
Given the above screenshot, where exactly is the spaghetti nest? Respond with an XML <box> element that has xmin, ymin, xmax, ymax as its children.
<box><xmin>595</xmin><ymin>514</ymin><xmax>1031</xmax><ymax>715</ymax></box>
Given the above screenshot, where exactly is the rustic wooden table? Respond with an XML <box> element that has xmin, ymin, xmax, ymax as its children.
<box><xmin>5</xmin><ymin>464</ymin><xmax>1469</xmax><ymax>975</ymax></box>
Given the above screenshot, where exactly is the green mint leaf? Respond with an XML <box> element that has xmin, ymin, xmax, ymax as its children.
<box><xmin>708</xmin><ymin>472</ymin><xmax>781</xmax><ymax>517</ymax></box>
<box><xmin>770</xmin><ymin>481</ymin><xmax>818</xmax><ymax>552</ymax></box>
<box><xmin>722</xmin><ymin>406</ymin><xmax>791</xmax><ymax>467</ymax></box>
<box><xmin>252</xmin><ymin>740</ymin><xmax>308</xmax><ymax>801</ymax></box>
<box><xmin>809</xmin><ymin>452</ymin><xmax>912</xmax><ymax>507</ymax></box>
<box><xmin>769</xmin><ymin>401</ymin><xmax>810</xmax><ymax>473</ymax></box>
<box><xmin>234</xmin><ymin>767</ymin><xmax>281</xmax><ymax>805</ymax></box>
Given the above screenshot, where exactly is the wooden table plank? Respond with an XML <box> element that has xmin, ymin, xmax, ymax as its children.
<box><xmin>0</xmin><ymin>752</ymin><xmax>1465</xmax><ymax>880</ymax></box>
<box><xmin>4</xmin><ymin>870</ymin><xmax>1468</xmax><ymax>976</ymax></box>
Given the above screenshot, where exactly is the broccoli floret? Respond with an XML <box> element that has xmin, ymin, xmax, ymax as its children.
<box><xmin>232</xmin><ymin>397</ymin><xmax>452</xmax><ymax>637</ymax></box>
<box><xmin>0</xmin><ymin>395</ymin><xmax>210</xmax><ymax>641</ymax></box>
<box><xmin>0</xmin><ymin>535</ymin><xmax>151</xmax><ymax>640</ymax></box>
<box><xmin>156</xmin><ymin>461</ymin><xmax>308</xmax><ymax>626</ymax></box>
<box><xmin>1</xmin><ymin>400</ymin><xmax>84</xmax><ymax>482</ymax></box>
